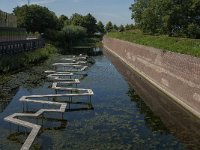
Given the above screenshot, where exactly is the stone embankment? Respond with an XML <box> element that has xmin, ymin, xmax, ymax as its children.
<box><xmin>103</xmin><ymin>37</ymin><xmax>200</xmax><ymax>118</ymax></box>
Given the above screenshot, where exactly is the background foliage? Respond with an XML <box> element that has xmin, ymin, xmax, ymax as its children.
<box><xmin>130</xmin><ymin>0</ymin><xmax>200</xmax><ymax>38</ymax></box>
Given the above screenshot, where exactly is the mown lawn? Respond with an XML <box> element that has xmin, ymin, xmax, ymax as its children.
<box><xmin>107</xmin><ymin>30</ymin><xmax>200</xmax><ymax>57</ymax></box>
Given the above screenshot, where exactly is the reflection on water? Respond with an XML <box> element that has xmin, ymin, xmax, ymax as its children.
<box><xmin>104</xmin><ymin>49</ymin><xmax>200</xmax><ymax>150</ymax></box>
<box><xmin>0</xmin><ymin>49</ymin><xmax>200</xmax><ymax>149</ymax></box>
<box><xmin>127</xmin><ymin>90</ymin><xmax>170</xmax><ymax>135</ymax></box>
<box><xmin>0</xmin><ymin>101</ymin><xmax>9</xmax><ymax>113</ymax></box>
<box><xmin>61</xmin><ymin>47</ymin><xmax>103</xmax><ymax>56</ymax></box>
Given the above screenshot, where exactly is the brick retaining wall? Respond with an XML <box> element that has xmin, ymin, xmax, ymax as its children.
<box><xmin>103</xmin><ymin>37</ymin><xmax>200</xmax><ymax>118</ymax></box>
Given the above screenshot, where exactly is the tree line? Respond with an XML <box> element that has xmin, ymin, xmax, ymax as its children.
<box><xmin>13</xmin><ymin>4</ymin><xmax>135</xmax><ymax>49</ymax></box>
<box><xmin>104</xmin><ymin>21</ymin><xmax>136</xmax><ymax>33</ymax></box>
<box><xmin>13</xmin><ymin>5</ymin><xmax>98</xmax><ymax>36</ymax></box>
<box><xmin>130</xmin><ymin>0</ymin><xmax>200</xmax><ymax>39</ymax></box>
<box><xmin>13</xmin><ymin>4</ymin><xmax>134</xmax><ymax>35</ymax></box>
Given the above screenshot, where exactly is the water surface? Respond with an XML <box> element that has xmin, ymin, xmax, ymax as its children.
<box><xmin>0</xmin><ymin>52</ymin><xmax>199</xmax><ymax>150</ymax></box>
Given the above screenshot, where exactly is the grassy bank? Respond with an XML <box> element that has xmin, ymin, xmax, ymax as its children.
<box><xmin>0</xmin><ymin>44</ymin><xmax>58</xmax><ymax>73</ymax></box>
<box><xmin>107</xmin><ymin>30</ymin><xmax>200</xmax><ymax>57</ymax></box>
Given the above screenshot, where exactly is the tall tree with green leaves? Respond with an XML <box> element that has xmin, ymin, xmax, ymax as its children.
<box><xmin>70</xmin><ymin>13</ymin><xmax>97</xmax><ymax>35</ymax></box>
<box><xmin>130</xmin><ymin>0</ymin><xmax>200</xmax><ymax>38</ymax></box>
<box><xmin>97</xmin><ymin>21</ymin><xmax>105</xmax><ymax>34</ymax></box>
<box><xmin>125</xmin><ymin>24</ymin><xmax>131</xmax><ymax>30</ymax></box>
<box><xmin>84</xmin><ymin>13</ymin><xmax>97</xmax><ymax>35</ymax></box>
<box><xmin>58</xmin><ymin>15</ymin><xmax>68</xmax><ymax>29</ymax></box>
<box><xmin>105</xmin><ymin>21</ymin><xmax>113</xmax><ymax>32</ymax></box>
<box><xmin>70</xmin><ymin>13</ymin><xmax>85</xmax><ymax>27</ymax></box>
<box><xmin>13</xmin><ymin>4</ymin><xmax>58</xmax><ymax>33</ymax></box>
<box><xmin>119</xmin><ymin>25</ymin><xmax>125</xmax><ymax>32</ymax></box>
<box><xmin>113</xmin><ymin>24</ymin><xmax>119</xmax><ymax>31</ymax></box>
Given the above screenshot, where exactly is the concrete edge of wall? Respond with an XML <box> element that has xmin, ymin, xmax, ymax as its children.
<box><xmin>103</xmin><ymin>42</ymin><xmax>200</xmax><ymax>119</ymax></box>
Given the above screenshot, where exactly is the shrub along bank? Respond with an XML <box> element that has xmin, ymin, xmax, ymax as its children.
<box><xmin>0</xmin><ymin>44</ymin><xmax>57</xmax><ymax>73</ymax></box>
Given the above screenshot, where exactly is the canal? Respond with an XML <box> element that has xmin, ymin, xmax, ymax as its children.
<box><xmin>0</xmin><ymin>48</ymin><xmax>200</xmax><ymax>150</ymax></box>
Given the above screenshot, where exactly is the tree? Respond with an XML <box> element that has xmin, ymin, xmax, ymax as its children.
<box><xmin>84</xmin><ymin>13</ymin><xmax>97</xmax><ymax>35</ymax></box>
<box><xmin>129</xmin><ymin>24</ymin><xmax>136</xmax><ymax>30</ymax></box>
<box><xmin>105</xmin><ymin>21</ymin><xmax>113</xmax><ymax>32</ymax></box>
<box><xmin>70</xmin><ymin>13</ymin><xmax>97</xmax><ymax>35</ymax></box>
<box><xmin>125</xmin><ymin>24</ymin><xmax>131</xmax><ymax>30</ymax></box>
<box><xmin>130</xmin><ymin>0</ymin><xmax>169</xmax><ymax>34</ymax></box>
<box><xmin>62</xmin><ymin>25</ymin><xmax>87</xmax><ymax>45</ymax></box>
<box><xmin>119</xmin><ymin>25</ymin><xmax>125</xmax><ymax>32</ymax></box>
<box><xmin>58</xmin><ymin>15</ymin><xmax>68</xmax><ymax>29</ymax></box>
<box><xmin>113</xmin><ymin>24</ymin><xmax>119</xmax><ymax>31</ymax></box>
<box><xmin>97</xmin><ymin>21</ymin><xmax>105</xmax><ymax>34</ymax></box>
<box><xmin>167</xmin><ymin>0</ymin><xmax>200</xmax><ymax>38</ymax></box>
<box><xmin>13</xmin><ymin>4</ymin><xmax>58</xmax><ymax>33</ymax></box>
<box><xmin>130</xmin><ymin>0</ymin><xmax>148</xmax><ymax>28</ymax></box>
<box><xmin>187</xmin><ymin>23</ymin><xmax>200</xmax><ymax>39</ymax></box>
<box><xmin>70</xmin><ymin>13</ymin><xmax>85</xmax><ymax>27</ymax></box>
<box><xmin>130</xmin><ymin>0</ymin><xmax>200</xmax><ymax>38</ymax></box>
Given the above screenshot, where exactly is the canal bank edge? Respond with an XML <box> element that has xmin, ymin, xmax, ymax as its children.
<box><xmin>103</xmin><ymin>37</ymin><xmax>200</xmax><ymax>119</ymax></box>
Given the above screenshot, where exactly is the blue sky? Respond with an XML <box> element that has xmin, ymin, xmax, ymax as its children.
<box><xmin>0</xmin><ymin>0</ymin><xmax>133</xmax><ymax>25</ymax></box>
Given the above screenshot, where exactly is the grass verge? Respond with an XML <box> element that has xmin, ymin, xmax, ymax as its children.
<box><xmin>107</xmin><ymin>30</ymin><xmax>200</xmax><ymax>57</ymax></box>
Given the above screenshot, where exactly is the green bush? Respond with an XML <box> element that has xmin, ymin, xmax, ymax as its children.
<box><xmin>187</xmin><ymin>23</ymin><xmax>200</xmax><ymax>39</ymax></box>
<box><xmin>62</xmin><ymin>25</ymin><xmax>87</xmax><ymax>42</ymax></box>
<box><xmin>0</xmin><ymin>44</ymin><xmax>57</xmax><ymax>73</ymax></box>
<box><xmin>44</xmin><ymin>25</ymin><xmax>87</xmax><ymax>49</ymax></box>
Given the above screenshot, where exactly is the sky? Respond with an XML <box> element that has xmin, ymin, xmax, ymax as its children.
<box><xmin>0</xmin><ymin>0</ymin><xmax>133</xmax><ymax>25</ymax></box>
